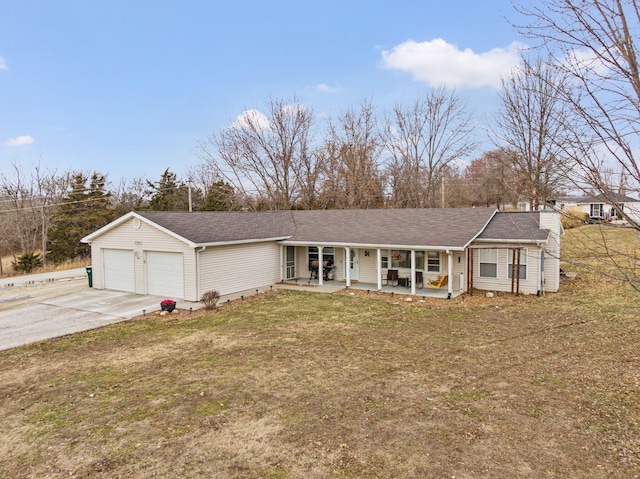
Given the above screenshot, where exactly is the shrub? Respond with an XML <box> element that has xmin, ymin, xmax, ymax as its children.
<box><xmin>200</xmin><ymin>290</ymin><xmax>221</xmax><ymax>310</ymax></box>
<box><xmin>14</xmin><ymin>252</ymin><xmax>42</xmax><ymax>273</ymax></box>
<box><xmin>561</xmin><ymin>207</ymin><xmax>588</xmax><ymax>229</ymax></box>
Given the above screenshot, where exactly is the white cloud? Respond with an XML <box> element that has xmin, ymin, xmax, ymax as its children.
<box><xmin>0</xmin><ymin>57</ymin><xmax>7</xmax><ymax>70</ymax></box>
<box><xmin>315</xmin><ymin>83</ymin><xmax>341</xmax><ymax>93</ymax></box>
<box><xmin>380</xmin><ymin>38</ymin><xmax>524</xmax><ymax>89</ymax></box>
<box><xmin>230</xmin><ymin>109</ymin><xmax>271</xmax><ymax>131</ymax></box>
<box><xmin>5</xmin><ymin>135</ymin><xmax>35</xmax><ymax>146</ymax></box>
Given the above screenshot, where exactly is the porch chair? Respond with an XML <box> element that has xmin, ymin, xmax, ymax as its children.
<box><xmin>427</xmin><ymin>275</ymin><xmax>448</xmax><ymax>289</ymax></box>
<box><xmin>382</xmin><ymin>269</ymin><xmax>399</xmax><ymax>286</ymax></box>
<box><xmin>415</xmin><ymin>271</ymin><xmax>424</xmax><ymax>289</ymax></box>
<box><xmin>310</xmin><ymin>261</ymin><xmax>320</xmax><ymax>280</ymax></box>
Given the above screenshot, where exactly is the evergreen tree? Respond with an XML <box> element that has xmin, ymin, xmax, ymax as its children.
<box><xmin>201</xmin><ymin>181</ymin><xmax>236</xmax><ymax>211</ymax></box>
<box><xmin>146</xmin><ymin>169</ymin><xmax>197</xmax><ymax>211</ymax></box>
<box><xmin>48</xmin><ymin>172</ymin><xmax>114</xmax><ymax>263</ymax></box>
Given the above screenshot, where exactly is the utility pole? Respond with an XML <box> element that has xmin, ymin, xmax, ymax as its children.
<box><xmin>441</xmin><ymin>175</ymin><xmax>445</xmax><ymax>208</ymax></box>
<box><xmin>188</xmin><ymin>179</ymin><xmax>193</xmax><ymax>212</ymax></box>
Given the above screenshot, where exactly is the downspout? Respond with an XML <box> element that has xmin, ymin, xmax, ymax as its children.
<box><xmin>446</xmin><ymin>249</ymin><xmax>453</xmax><ymax>299</ymax></box>
<box><xmin>377</xmin><ymin>248</ymin><xmax>382</xmax><ymax>291</ymax></box>
<box><xmin>410</xmin><ymin>250</ymin><xmax>416</xmax><ymax>295</ymax></box>
<box><xmin>196</xmin><ymin>246</ymin><xmax>206</xmax><ymax>301</ymax></box>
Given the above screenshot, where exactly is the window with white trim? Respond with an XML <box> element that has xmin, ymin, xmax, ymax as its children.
<box><xmin>391</xmin><ymin>250</ymin><xmax>425</xmax><ymax>270</ymax></box>
<box><xmin>308</xmin><ymin>247</ymin><xmax>334</xmax><ymax>269</ymax></box>
<box><xmin>427</xmin><ymin>251</ymin><xmax>440</xmax><ymax>272</ymax></box>
<box><xmin>381</xmin><ymin>250</ymin><xmax>389</xmax><ymax>269</ymax></box>
<box><xmin>479</xmin><ymin>249</ymin><xmax>498</xmax><ymax>278</ymax></box>
<box><xmin>508</xmin><ymin>248</ymin><xmax>528</xmax><ymax>280</ymax></box>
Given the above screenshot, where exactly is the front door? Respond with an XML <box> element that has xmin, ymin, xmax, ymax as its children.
<box><xmin>286</xmin><ymin>246</ymin><xmax>295</xmax><ymax>279</ymax></box>
<box><xmin>349</xmin><ymin>248</ymin><xmax>359</xmax><ymax>281</ymax></box>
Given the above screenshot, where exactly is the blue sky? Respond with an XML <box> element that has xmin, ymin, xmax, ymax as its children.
<box><xmin>0</xmin><ymin>0</ymin><xmax>526</xmax><ymax>184</ymax></box>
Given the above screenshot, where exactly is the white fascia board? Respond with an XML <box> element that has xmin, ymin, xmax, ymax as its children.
<box><xmin>278</xmin><ymin>240</ymin><xmax>465</xmax><ymax>251</ymax></box>
<box><xmin>81</xmin><ymin>211</ymin><xmax>196</xmax><ymax>247</ymax></box>
<box><xmin>472</xmin><ymin>237</ymin><xmax>547</xmax><ymax>245</ymax></box>
<box><xmin>195</xmin><ymin>236</ymin><xmax>291</xmax><ymax>248</ymax></box>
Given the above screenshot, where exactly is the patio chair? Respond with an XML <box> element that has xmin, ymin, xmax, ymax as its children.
<box><xmin>310</xmin><ymin>261</ymin><xmax>320</xmax><ymax>280</ymax></box>
<box><xmin>382</xmin><ymin>269</ymin><xmax>399</xmax><ymax>286</ymax></box>
<box><xmin>427</xmin><ymin>275</ymin><xmax>448</xmax><ymax>289</ymax></box>
<box><xmin>415</xmin><ymin>271</ymin><xmax>424</xmax><ymax>289</ymax></box>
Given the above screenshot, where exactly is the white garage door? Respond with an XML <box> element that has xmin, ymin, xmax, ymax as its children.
<box><xmin>146</xmin><ymin>251</ymin><xmax>184</xmax><ymax>299</ymax></box>
<box><xmin>103</xmin><ymin>249</ymin><xmax>135</xmax><ymax>292</ymax></box>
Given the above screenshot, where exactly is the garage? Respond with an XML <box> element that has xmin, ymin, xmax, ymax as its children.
<box><xmin>102</xmin><ymin>249</ymin><xmax>135</xmax><ymax>292</ymax></box>
<box><xmin>146</xmin><ymin>251</ymin><xmax>184</xmax><ymax>299</ymax></box>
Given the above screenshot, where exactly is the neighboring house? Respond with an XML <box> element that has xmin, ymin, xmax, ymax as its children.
<box><xmin>550</xmin><ymin>193</ymin><xmax>640</xmax><ymax>223</ymax></box>
<box><xmin>81</xmin><ymin>208</ymin><xmax>562</xmax><ymax>302</ymax></box>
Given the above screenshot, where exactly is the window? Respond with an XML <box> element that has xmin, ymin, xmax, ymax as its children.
<box><xmin>590</xmin><ymin>203</ymin><xmax>603</xmax><ymax>218</ymax></box>
<box><xmin>479</xmin><ymin>249</ymin><xmax>497</xmax><ymax>278</ymax></box>
<box><xmin>508</xmin><ymin>248</ymin><xmax>528</xmax><ymax>280</ymax></box>
<box><xmin>381</xmin><ymin>251</ymin><xmax>389</xmax><ymax>269</ymax></box>
<box><xmin>308</xmin><ymin>247</ymin><xmax>334</xmax><ymax>269</ymax></box>
<box><xmin>427</xmin><ymin>251</ymin><xmax>440</xmax><ymax>272</ymax></box>
<box><xmin>391</xmin><ymin>250</ymin><xmax>425</xmax><ymax>270</ymax></box>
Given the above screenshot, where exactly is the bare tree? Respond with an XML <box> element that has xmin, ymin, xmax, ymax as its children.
<box><xmin>186</xmin><ymin>163</ymin><xmax>240</xmax><ymax>211</ymax></box>
<box><xmin>513</xmin><ymin>0</ymin><xmax>640</xmax><ymax>228</ymax></box>
<box><xmin>317</xmin><ymin>99</ymin><xmax>384</xmax><ymax>209</ymax></box>
<box><xmin>382</xmin><ymin>87</ymin><xmax>477</xmax><ymax>208</ymax></box>
<box><xmin>0</xmin><ymin>161</ymin><xmax>69</xmax><ymax>267</ymax></box>
<box><xmin>195</xmin><ymin>96</ymin><xmax>317</xmax><ymax>210</ymax></box>
<box><xmin>463</xmin><ymin>149</ymin><xmax>519</xmax><ymax>208</ymax></box>
<box><xmin>110</xmin><ymin>177</ymin><xmax>148</xmax><ymax>215</ymax></box>
<box><xmin>494</xmin><ymin>55</ymin><xmax>571</xmax><ymax>210</ymax></box>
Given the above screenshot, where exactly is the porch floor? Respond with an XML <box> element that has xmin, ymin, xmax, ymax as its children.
<box><xmin>280</xmin><ymin>278</ymin><xmax>463</xmax><ymax>299</ymax></box>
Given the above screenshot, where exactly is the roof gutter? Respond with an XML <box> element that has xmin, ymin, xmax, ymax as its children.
<box><xmin>193</xmin><ymin>236</ymin><xmax>292</xmax><ymax>248</ymax></box>
<box><xmin>472</xmin><ymin>238</ymin><xmax>547</xmax><ymax>245</ymax></box>
<box><xmin>278</xmin><ymin>240</ymin><xmax>466</xmax><ymax>251</ymax></box>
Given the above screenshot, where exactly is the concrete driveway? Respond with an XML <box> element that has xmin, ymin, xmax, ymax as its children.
<box><xmin>0</xmin><ymin>269</ymin><xmax>199</xmax><ymax>351</ymax></box>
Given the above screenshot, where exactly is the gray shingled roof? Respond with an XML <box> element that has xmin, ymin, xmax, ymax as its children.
<box><xmin>476</xmin><ymin>212</ymin><xmax>549</xmax><ymax>242</ymax></box>
<box><xmin>137</xmin><ymin>211</ymin><xmax>294</xmax><ymax>244</ymax></box>
<box><xmin>286</xmin><ymin>208</ymin><xmax>496</xmax><ymax>249</ymax></box>
<box><xmin>127</xmin><ymin>208</ymin><xmax>500</xmax><ymax>248</ymax></box>
<box><xmin>555</xmin><ymin>193</ymin><xmax>638</xmax><ymax>204</ymax></box>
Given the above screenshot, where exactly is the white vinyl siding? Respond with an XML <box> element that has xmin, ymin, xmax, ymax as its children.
<box><xmin>473</xmin><ymin>246</ymin><xmax>543</xmax><ymax>294</ymax></box>
<box><xmin>539</xmin><ymin>211</ymin><xmax>562</xmax><ymax>293</ymax></box>
<box><xmin>90</xmin><ymin>217</ymin><xmax>196</xmax><ymax>299</ymax></box>
<box><xmin>102</xmin><ymin>249</ymin><xmax>135</xmax><ymax>292</ymax></box>
<box><xmin>146</xmin><ymin>251</ymin><xmax>184</xmax><ymax>299</ymax></box>
<box><xmin>199</xmin><ymin>242</ymin><xmax>281</xmax><ymax>296</ymax></box>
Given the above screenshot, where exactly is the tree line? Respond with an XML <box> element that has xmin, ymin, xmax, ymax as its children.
<box><xmin>1</xmin><ymin>0</ymin><xmax>639</xmax><ymax>279</ymax></box>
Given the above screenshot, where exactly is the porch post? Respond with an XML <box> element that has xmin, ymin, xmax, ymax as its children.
<box><xmin>410</xmin><ymin>250</ymin><xmax>416</xmax><ymax>295</ymax></box>
<box><xmin>345</xmin><ymin>247</ymin><xmax>351</xmax><ymax>288</ymax></box>
<box><xmin>318</xmin><ymin>246</ymin><xmax>324</xmax><ymax>286</ymax></box>
<box><xmin>377</xmin><ymin>248</ymin><xmax>382</xmax><ymax>291</ymax></box>
<box><xmin>280</xmin><ymin>244</ymin><xmax>284</xmax><ymax>281</ymax></box>
<box><xmin>447</xmin><ymin>250</ymin><xmax>453</xmax><ymax>299</ymax></box>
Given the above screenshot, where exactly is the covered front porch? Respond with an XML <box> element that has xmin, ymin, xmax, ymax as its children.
<box><xmin>279</xmin><ymin>277</ymin><xmax>463</xmax><ymax>299</ymax></box>
<box><xmin>279</xmin><ymin>243</ymin><xmax>467</xmax><ymax>299</ymax></box>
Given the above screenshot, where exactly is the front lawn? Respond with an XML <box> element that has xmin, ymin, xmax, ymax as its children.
<box><xmin>0</xmin><ymin>225</ymin><xmax>638</xmax><ymax>478</ymax></box>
